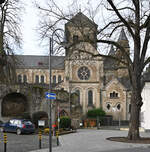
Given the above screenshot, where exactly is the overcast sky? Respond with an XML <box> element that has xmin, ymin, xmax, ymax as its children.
<box><xmin>21</xmin><ymin>1</ymin><xmax>44</xmax><ymax>55</ymax></box>
<box><xmin>21</xmin><ymin>0</ymin><xmax>102</xmax><ymax>56</ymax></box>
<box><xmin>21</xmin><ymin>0</ymin><xmax>149</xmax><ymax>57</ymax></box>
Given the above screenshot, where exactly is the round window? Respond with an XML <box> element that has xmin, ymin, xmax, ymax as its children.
<box><xmin>77</xmin><ymin>66</ymin><xmax>90</xmax><ymax>80</ymax></box>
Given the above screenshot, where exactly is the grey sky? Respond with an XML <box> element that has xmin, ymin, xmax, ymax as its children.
<box><xmin>22</xmin><ymin>1</ymin><xmax>46</xmax><ymax>55</ymax></box>
<box><xmin>21</xmin><ymin>0</ymin><xmax>103</xmax><ymax>55</ymax></box>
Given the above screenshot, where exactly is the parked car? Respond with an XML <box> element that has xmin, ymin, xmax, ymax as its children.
<box><xmin>0</xmin><ymin>120</ymin><xmax>4</xmax><ymax>132</ymax></box>
<box><xmin>0</xmin><ymin>120</ymin><xmax>3</xmax><ymax>127</ymax></box>
<box><xmin>1</xmin><ymin>119</ymin><xmax>35</xmax><ymax>135</ymax></box>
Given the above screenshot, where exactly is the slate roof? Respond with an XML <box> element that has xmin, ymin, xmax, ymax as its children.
<box><xmin>15</xmin><ymin>55</ymin><xmax>65</xmax><ymax>70</ymax></box>
<box><xmin>108</xmin><ymin>45</ymin><xmax>115</xmax><ymax>56</ymax></box>
<box><xmin>66</xmin><ymin>12</ymin><xmax>98</xmax><ymax>28</ymax></box>
<box><xmin>117</xmin><ymin>77</ymin><xmax>131</xmax><ymax>90</ymax></box>
<box><xmin>118</xmin><ymin>29</ymin><xmax>128</xmax><ymax>41</ymax></box>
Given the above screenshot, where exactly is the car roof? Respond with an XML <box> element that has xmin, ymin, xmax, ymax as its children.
<box><xmin>10</xmin><ymin>118</ymin><xmax>30</xmax><ymax>121</ymax></box>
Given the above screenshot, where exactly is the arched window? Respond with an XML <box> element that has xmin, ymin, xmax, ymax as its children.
<box><xmin>18</xmin><ymin>75</ymin><xmax>22</xmax><ymax>83</ymax></box>
<box><xmin>73</xmin><ymin>35</ymin><xmax>79</xmax><ymax>42</ymax></box>
<box><xmin>76</xmin><ymin>90</ymin><xmax>80</xmax><ymax>104</ymax></box>
<box><xmin>59</xmin><ymin>110</ymin><xmax>68</xmax><ymax>117</ymax></box>
<box><xmin>116</xmin><ymin>103</ymin><xmax>121</xmax><ymax>111</ymax></box>
<box><xmin>88</xmin><ymin>90</ymin><xmax>93</xmax><ymax>105</ymax></box>
<box><xmin>129</xmin><ymin>104</ymin><xmax>131</xmax><ymax>113</ymax></box>
<box><xmin>41</xmin><ymin>75</ymin><xmax>44</xmax><ymax>83</ymax></box>
<box><xmin>53</xmin><ymin>75</ymin><xmax>56</xmax><ymax>84</ymax></box>
<box><xmin>35</xmin><ymin>75</ymin><xmax>39</xmax><ymax>83</ymax></box>
<box><xmin>23</xmin><ymin>75</ymin><xmax>27</xmax><ymax>83</ymax></box>
<box><xmin>106</xmin><ymin>103</ymin><xmax>111</xmax><ymax>111</ymax></box>
<box><xmin>58</xmin><ymin>75</ymin><xmax>61</xmax><ymax>83</ymax></box>
<box><xmin>110</xmin><ymin>91</ymin><xmax>118</xmax><ymax>98</ymax></box>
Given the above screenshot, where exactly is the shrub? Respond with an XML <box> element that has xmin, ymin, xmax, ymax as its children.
<box><xmin>60</xmin><ymin>116</ymin><xmax>71</xmax><ymax>129</ymax></box>
<box><xmin>87</xmin><ymin>108</ymin><xmax>106</xmax><ymax>118</ymax></box>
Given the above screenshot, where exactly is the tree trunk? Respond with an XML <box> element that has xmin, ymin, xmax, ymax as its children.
<box><xmin>128</xmin><ymin>95</ymin><xmax>140</xmax><ymax>140</ymax></box>
<box><xmin>128</xmin><ymin>72</ymin><xmax>142</xmax><ymax>140</ymax></box>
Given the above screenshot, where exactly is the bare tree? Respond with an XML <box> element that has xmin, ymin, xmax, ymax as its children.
<box><xmin>0</xmin><ymin>0</ymin><xmax>24</xmax><ymax>84</ymax></box>
<box><xmin>35</xmin><ymin>0</ymin><xmax>150</xmax><ymax>140</ymax></box>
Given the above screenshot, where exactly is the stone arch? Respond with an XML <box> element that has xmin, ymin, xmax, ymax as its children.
<box><xmin>72</xmin><ymin>87</ymin><xmax>83</xmax><ymax>105</ymax></box>
<box><xmin>1</xmin><ymin>92</ymin><xmax>28</xmax><ymax>117</ymax></box>
<box><xmin>59</xmin><ymin>109</ymin><xmax>68</xmax><ymax>117</ymax></box>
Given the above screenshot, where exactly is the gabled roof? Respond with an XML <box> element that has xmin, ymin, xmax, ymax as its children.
<box><xmin>117</xmin><ymin>77</ymin><xmax>131</xmax><ymax>90</ymax></box>
<box><xmin>118</xmin><ymin>28</ymin><xmax>128</xmax><ymax>41</ymax></box>
<box><xmin>105</xmin><ymin>77</ymin><xmax>131</xmax><ymax>90</ymax></box>
<box><xmin>15</xmin><ymin>55</ymin><xmax>65</xmax><ymax>70</ymax></box>
<box><xmin>65</xmin><ymin>12</ymin><xmax>98</xmax><ymax>28</ymax></box>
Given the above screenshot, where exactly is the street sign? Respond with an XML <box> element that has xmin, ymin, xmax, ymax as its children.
<box><xmin>38</xmin><ymin>120</ymin><xmax>45</xmax><ymax>127</ymax></box>
<box><xmin>45</xmin><ymin>92</ymin><xmax>56</xmax><ymax>99</ymax></box>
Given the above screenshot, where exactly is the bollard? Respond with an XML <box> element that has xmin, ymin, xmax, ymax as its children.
<box><xmin>38</xmin><ymin>131</ymin><xmax>42</xmax><ymax>149</ymax></box>
<box><xmin>56</xmin><ymin>131</ymin><xmax>59</xmax><ymax>146</ymax></box>
<box><xmin>3</xmin><ymin>132</ymin><xmax>7</xmax><ymax>152</ymax></box>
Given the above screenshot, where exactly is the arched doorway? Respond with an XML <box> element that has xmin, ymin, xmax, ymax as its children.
<box><xmin>59</xmin><ymin>109</ymin><xmax>68</xmax><ymax>117</ymax></box>
<box><xmin>1</xmin><ymin>92</ymin><xmax>28</xmax><ymax>117</ymax></box>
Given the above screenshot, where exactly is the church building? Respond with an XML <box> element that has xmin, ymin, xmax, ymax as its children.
<box><xmin>4</xmin><ymin>12</ymin><xmax>132</xmax><ymax>123</ymax></box>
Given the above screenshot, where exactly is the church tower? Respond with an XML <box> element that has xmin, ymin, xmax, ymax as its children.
<box><xmin>64</xmin><ymin>12</ymin><xmax>98</xmax><ymax>56</ymax></box>
<box><xmin>63</xmin><ymin>12</ymin><xmax>103</xmax><ymax>114</ymax></box>
<box><xmin>117</xmin><ymin>28</ymin><xmax>130</xmax><ymax>58</ymax></box>
<box><xmin>116</xmin><ymin>29</ymin><xmax>130</xmax><ymax>78</ymax></box>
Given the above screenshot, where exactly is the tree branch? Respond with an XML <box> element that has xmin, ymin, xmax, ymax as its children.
<box><xmin>107</xmin><ymin>0</ymin><xmax>135</xmax><ymax>38</ymax></box>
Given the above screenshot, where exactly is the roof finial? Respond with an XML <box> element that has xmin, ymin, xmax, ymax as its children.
<box><xmin>79</xmin><ymin>4</ymin><xmax>81</xmax><ymax>12</ymax></box>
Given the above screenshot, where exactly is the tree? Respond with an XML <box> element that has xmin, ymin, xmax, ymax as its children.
<box><xmin>0</xmin><ymin>0</ymin><xmax>24</xmax><ymax>84</ymax></box>
<box><xmin>35</xmin><ymin>0</ymin><xmax>150</xmax><ymax>140</ymax></box>
<box><xmin>0</xmin><ymin>0</ymin><xmax>5</xmax><ymax>4</ymax></box>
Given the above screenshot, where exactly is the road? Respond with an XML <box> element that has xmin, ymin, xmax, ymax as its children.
<box><xmin>30</xmin><ymin>129</ymin><xmax>150</xmax><ymax>152</ymax></box>
<box><xmin>0</xmin><ymin>132</ymin><xmax>57</xmax><ymax>152</ymax></box>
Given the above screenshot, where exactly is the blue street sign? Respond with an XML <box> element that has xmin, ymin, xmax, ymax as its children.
<box><xmin>45</xmin><ymin>92</ymin><xmax>56</xmax><ymax>99</ymax></box>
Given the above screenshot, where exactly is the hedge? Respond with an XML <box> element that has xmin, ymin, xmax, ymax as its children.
<box><xmin>87</xmin><ymin>108</ymin><xmax>106</xmax><ymax>118</ymax></box>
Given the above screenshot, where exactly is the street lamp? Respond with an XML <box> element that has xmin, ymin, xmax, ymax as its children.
<box><xmin>49</xmin><ymin>28</ymin><xmax>67</xmax><ymax>152</ymax></box>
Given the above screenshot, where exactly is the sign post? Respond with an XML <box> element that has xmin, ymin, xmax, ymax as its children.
<box><xmin>45</xmin><ymin>91</ymin><xmax>56</xmax><ymax>152</ymax></box>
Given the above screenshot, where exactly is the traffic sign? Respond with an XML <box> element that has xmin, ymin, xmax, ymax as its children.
<box><xmin>45</xmin><ymin>92</ymin><xmax>56</xmax><ymax>99</ymax></box>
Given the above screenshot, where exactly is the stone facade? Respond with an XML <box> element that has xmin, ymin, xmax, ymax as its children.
<box><xmin>0</xmin><ymin>12</ymin><xmax>132</xmax><ymax>124</ymax></box>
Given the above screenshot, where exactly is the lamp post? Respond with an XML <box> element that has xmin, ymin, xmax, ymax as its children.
<box><xmin>49</xmin><ymin>28</ymin><xmax>67</xmax><ymax>152</ymax></box>
<box><xmin>49</xmin><ymin>37</ymin><xmax>52</xmax><ymax>152</ymax></box>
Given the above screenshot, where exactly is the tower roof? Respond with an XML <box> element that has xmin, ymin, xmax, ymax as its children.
<box><xmin>108</xmin><ymin>45</ymin><xmax>115</xmax><ymax>55</ymax></box>
<box><xmin>65</xmin><ymin>12</ymin><xmax>98</xmax><ymax>28</ymax></box>
<box><xmin>118</xmin><ymin>29</ymin><xmax>128</xmax><ymax>41</ymax></box>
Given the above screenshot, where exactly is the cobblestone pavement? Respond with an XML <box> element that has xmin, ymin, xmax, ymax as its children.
<box><xmin>30</xmin><ymin>129</ymin><xmax>150</xmax><ymax>152</ymax></box>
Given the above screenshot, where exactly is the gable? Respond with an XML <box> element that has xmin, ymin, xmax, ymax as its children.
<box><xmin>105</xmin><ymin>78</ymin><xmax>126</xmax><ymax>91</ymax></box>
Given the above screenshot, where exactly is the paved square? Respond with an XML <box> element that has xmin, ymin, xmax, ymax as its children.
<box><xmin>30</xmin><ymin>129</ymin><xmax>150</xmax><ymax>152</ymax></box>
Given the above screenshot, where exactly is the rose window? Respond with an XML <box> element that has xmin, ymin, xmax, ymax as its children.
<box><xmin>78</xmin><ymin>66</ymin><xmax>90</xmax><ymax>80</ymax></box>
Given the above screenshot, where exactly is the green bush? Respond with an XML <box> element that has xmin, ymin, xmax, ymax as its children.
<box><xmin>60</xmin><ymin>116</ymin><xmax>71</xmax><ymax>129</ymax></box>
<box><xmin>87</xmin><ymin>108</ymin><xmax>106</xmax><ymax>118</ymax></box>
